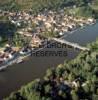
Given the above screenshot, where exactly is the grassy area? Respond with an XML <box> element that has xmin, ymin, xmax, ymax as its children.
<box><xmin>9</xmin><ymin>0</ymin><xmax>33</xmax><ymax>10</ymax></box>
<box><xmin>91</xmin><ymin>5</ymin><xmax>98</xmax><ymax>10</ymax></box>
<box><xmin>65</xmin><ymin>6</ymin><xmax>93</xmax><ymax>18</ymax></box>
<box><xmin>0</xmin><ymin>15</ymin><xmax>9</xmax><ymax>21</ymax></box>
<box><xmin>0</xmin><ymin>0</ymin><xmax>63</xmax><ymax>11</ymax></box>
<box><xmin>0</xmin><ymin>0</ymin><xmax>10</xmax><ymax>4</ymax></box>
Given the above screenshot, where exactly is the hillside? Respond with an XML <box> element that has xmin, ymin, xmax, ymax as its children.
<box><xmin>0</xmin><ymin>0</ymin><xmax>94</xmax><ymax>11</ymax></box>
<box><xmin>0</xmin><ymin>0</ymin><xmax>64</xmax><ymax>10</ymax></box>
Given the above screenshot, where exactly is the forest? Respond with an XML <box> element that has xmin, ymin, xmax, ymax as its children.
<box><xmin>0</xmin><ymin>0</ymin><xmax>98</xmax><ymax>18</ymax></box>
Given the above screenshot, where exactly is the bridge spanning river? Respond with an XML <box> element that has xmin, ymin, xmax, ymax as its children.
<box><xmin>52</xmin><ymin>38</ymin><xmax>90</xmax><ymax>51</ymax></box>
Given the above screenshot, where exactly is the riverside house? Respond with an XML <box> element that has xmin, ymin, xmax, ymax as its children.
<box><xmin>0</xmin><ymin>45</ymin><xmax>17</xmax><ymax>65</ymax></box>
<box><xmin>30</xmin><ymin>34</ymin><xmax>42</xmax><ymax>48</ymax></box>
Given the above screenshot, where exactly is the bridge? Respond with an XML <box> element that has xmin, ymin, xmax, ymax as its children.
<box><xmin>52</xmin><ymin>38</ymin><xmax>90</xmax><ymax>51</ymax></box>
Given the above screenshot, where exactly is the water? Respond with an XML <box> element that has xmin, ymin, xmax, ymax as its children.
<box><xmin>63</xmin><ymin>23</ymin><xmax>98</xmax><ymax>46</ymax></box>
<box><xmin>0</xmin><ymin>23</ymin><xmax>98</xmax><ymax>99</ymax></box>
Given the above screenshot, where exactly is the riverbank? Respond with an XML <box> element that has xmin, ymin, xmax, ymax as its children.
<box><xmin>0</xmin><ymin>25</ymin><xmax>90</xmax><ymax>71</ymax></box>
<box><xmin>0</xmin><ymin>20</ymin><xmax>96</xmax><ymax>72</ymax></box>
<box><xmin>4</xmin><ymin>33</ymin><xmax>98</xmax><ymax>100</ymax></box>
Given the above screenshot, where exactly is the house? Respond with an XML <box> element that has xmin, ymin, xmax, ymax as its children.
<box><xmin>30</xmin><ymin>34</ymin><xmax>42</xmax><ymax>47</ymax></box>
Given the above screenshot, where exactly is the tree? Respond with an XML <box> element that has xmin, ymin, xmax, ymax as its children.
<box><xmin>58</xmin><ymin>90</ymin><xmax>67</xmax><ymax>99</ymax></box>
<box><xmin>92</xmin><ymin>94</ymin><xmax>98</xmax><ymax>100</ymax></box>
<box><xmin>83</xmin><ymin>84</ymin><xmax>90</xmax><ymax>94</ymax></box>
<box><xmin>71</xmin><ymin>90</ymin><xmax>79</xmax><ymax>100</ymax></box>
<box><xmin>56</xmin><ymin>64</ymin><xmax>65</xmax><ymax>77</ymax></box>
<box><xmin>68</xmin><ymin>73</ymin><xmax>75</xmax><ymax>82</ymax></box>
<box><xmin>46</xmin><ymin>69</ymin><xmax>53</xmax><ymax>78</ymax></box>
<box><xmin>74</xmin><ymin>0</ymin><xmax>85</xmax><ymax>6</ymax></box>
<box><xmin>44</xmin><ymin>84</ymin><xmax>52</xmax><ymax>94</ymax></box>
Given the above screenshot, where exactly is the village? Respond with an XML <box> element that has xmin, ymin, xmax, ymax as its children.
<box><xmin>8</xmin><ymin>9</ymin><xmax>96</xmax><ymax>36</ymax></box>
<box><xmin>0</xmin><ymin>9</ymin><xmax>96</xmax><ymax>70</ymax></box>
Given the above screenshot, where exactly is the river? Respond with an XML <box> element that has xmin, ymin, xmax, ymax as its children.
<box><xmin>0</xmin><ymin>22</ymin><xmax>98</xmax><ymax>99</ymax></box>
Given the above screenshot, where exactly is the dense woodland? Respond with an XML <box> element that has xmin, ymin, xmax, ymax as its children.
<box><xmin>0</xmin><ymin>0</ymin><xmax>93</xmax><ymax>10</ymax></box>
<box><xmin>0</xmin><ymin>21</ymin><xmax>17</xmax><ymax>46</ymax></box>
<box><xmin>4</xmin><ymin>39</ymin><xmax>98</xmax><ymax>100</ymax></box>
<box><xmin>0</xmin><ymin>0</ymin><xmax>98</xmax><ymax>18</ymax></box>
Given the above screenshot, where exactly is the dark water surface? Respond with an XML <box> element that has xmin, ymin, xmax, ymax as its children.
<box><xmin>0</xmin><ymin>23</ymin><xmax>98</xmax><ymax>99</ymax></box>
<box><xmin>63</xmin><ymin>23</ymin><xmax>98</xmax><ymax>46</ymax></box>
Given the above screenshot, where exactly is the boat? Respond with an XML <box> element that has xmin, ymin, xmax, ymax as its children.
<box><xmin>16</xmin><ymin>59</ymin><xmax>23</xmax><ymax>64</ymax></box>
<box><xmin>0</xmin><ymin>65</ymin><xmax>7</xmax><ymax>71</ymax></box>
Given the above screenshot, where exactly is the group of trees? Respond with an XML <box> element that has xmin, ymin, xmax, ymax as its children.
<box><xmin>0</xmin><ymin>0</ymin><xmax>97</xmax><ymax>18</ymax></box>
<box><xmin>12</xmin><ymin>33</ymin><xmax>31</xmax><ymax>47</ymax></box>
<box><xmin>0</xmin><ymin>21</ymin><xmax>17</xmax><ymax>46</ymax></box>
<box><xmin>0</xmin><ymin>21</ymin><xmax>16</xmax><ymax>37</ymax></box>
<box><xmin>4</xmin><ymin>39</ymin><xmax>98</xmax><ymax>100</ymax></box>
<box><xmin>0</xmin><ymin>0</ymin><xmax>20</xmax><ymax>11</ymax></box>
<box><xmin>0</xmin><ymin>0</ymin><xmax>95</xmax><ymax>11</ymax></box>
<box><xmin>64</xmin><ymin>5</ymin><xmax>94</xmax><ymax>18</ymax></box>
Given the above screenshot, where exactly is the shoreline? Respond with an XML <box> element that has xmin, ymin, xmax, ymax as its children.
<box><xmin>0</xmin><ymin>21</ymin><xmax>96</xmax><ymax>71</ymax></box>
